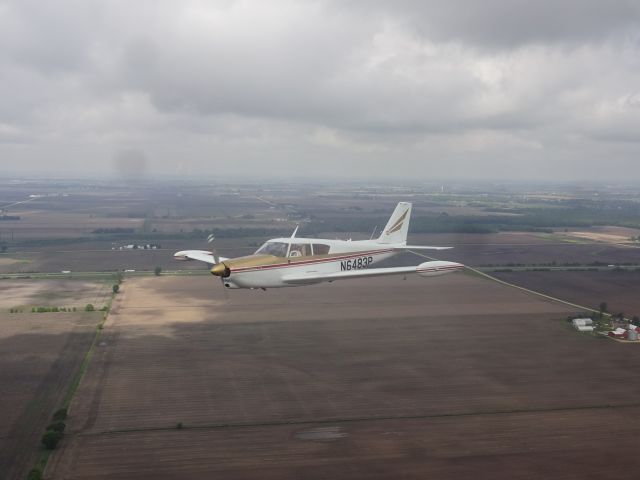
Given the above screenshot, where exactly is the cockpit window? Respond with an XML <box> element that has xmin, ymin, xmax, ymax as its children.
<box><xmin>288</xmin><ymin>243</ymin><xmax>311</xmax><ymax>257</ymax></box>
<box><xmin>312</xmin><ymin>243</ymin><xmax>330</xmax><ymax>255</ymax></box>
<box><xmin>255</xmin><ymin>241</ymin><xmax>288</xmax><ymax>257</ymax></box>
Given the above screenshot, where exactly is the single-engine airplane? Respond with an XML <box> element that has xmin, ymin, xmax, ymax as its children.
<box><xmin>174</xmin><ymin>202</ymin><xmax>463</xmax><ymax>289</ymax></box>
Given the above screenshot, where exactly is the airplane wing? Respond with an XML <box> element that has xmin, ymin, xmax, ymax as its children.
<box><xmin>393</xmin><ymin>245</ymin><xmax>453</xmax><ymax>251</ymax></box>
<box><xmin>173</xmin><ymin>250</ymin><xmax>229</xmax><ymax>265</ymax></box>
<box><xmin>282</xmin><ymin>261</ymin><xmax>463</xmax><ymax>285</ymax></box>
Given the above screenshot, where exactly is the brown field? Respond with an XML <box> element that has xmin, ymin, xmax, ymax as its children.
<box><xmin>0</xmin><ymin>308</ymin><xmax>102</xmax><ymax>479</ymax></box>
<box><xmin>556</xmin><ymin>226</ymin><xmax>640</xmax><ymax>244</ymax></box>
<box><xmin>0</xmin><ymin>279</ymin><xmax>112</xmax><ymax>310</ymax></box>
<box><xmin>45</xmin><ymin>274</ymin><xmax>640</xmax><ymax>479</ymax></box>
<box><xmin>1</xmin><ymin>210</ymin><xmax>145</xmax><ymax>240</ymax></box>
<box><xmin>0</xmin><ymin>257</ymin><xmax>26</xmax><ymax>266</ymax></box>
<box><xmin>405</xmin><ymin>233</ymin><xmax>640</xmax><ymax>268</ymax></box>
<box><xmin>492</xmin><ymin>270</ymin><xmax>640</xmax><ymax>319</ymax></box>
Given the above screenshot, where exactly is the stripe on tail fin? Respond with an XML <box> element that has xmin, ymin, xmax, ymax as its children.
<box><xmin>377</xmin><ymin>202</ymin><xmax>412</xmax><ymax>244</ymax></box>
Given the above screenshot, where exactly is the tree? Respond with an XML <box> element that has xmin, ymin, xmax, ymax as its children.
<box><xmin>112</xmin><ymin>284</ymin><xmax>119</xmax><ymax>294</ymax></box>
<box><xmin>47</xmin><ymin>421</ymin><xmax>66</xmax><ymax>433</ymax></box>
<box><xmin>27</xmin><ymin>468</ymin><xmax>43</xmax><ymax>480</ymax></box>
<box><xmin>154</xmin><ymin>266</ymin><xmax>162</xmax><ymax>276</ymax></box>
<box><xmin>84</xmin><ymin>304</ymin><xmax>95</xmax><ymax>312</ymax></box>
<box><xmin>599</xmin><ymin>302</ymin><xmax>608</xmax><ymax>313</ymax></box>
<box><xmin>52</xmin><ymin>408</ymin><xmax>68</xmax><ymax>421</ymax></box>
<box><xmin>41</xmin><ymin>430</ymin><xmax>63</xmax><ymax>449</ymax></box>
<box><xmin>632</xmin><ymin>316</ymin><xmax>639</xmax><ymax>326</ymax></box>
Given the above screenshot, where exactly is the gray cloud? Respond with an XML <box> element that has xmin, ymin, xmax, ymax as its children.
<box><xmin>341</xmin><ymin>0</ymin><xmax>640</xmax><ymax>48</ymax></box>
<box><xmin>112</xmin><ymin>148</ymin><xmax>147</xmax><ymax>181</ymax></box>
<box><xmin>0</xmin><ymin>0</ymin><xmax>639</xmax><ymax>180</ymax></box>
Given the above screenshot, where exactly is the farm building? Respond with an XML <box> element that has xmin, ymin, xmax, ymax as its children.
<box><xmin>572</xmin><ymin>318</ymin><xmax>594</xmax><ymax>331</ymax></box>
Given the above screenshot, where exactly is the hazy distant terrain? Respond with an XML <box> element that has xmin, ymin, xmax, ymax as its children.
<box><xmin>1</xmin><ymin>178</ymin><xmax>640</xmax><ymax>479</ymax></box>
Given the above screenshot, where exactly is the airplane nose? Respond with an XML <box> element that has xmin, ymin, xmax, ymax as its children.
<box><xmin>211</xmin><ymin>263</ymin><xmax>230</xmax><ymax>277</ymax></box>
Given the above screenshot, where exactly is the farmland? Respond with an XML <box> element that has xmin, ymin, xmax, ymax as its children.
<box><xmin>0</xmin><ymin>277</ymin><xmax>113</xmax><ymax>479</ymax></box>
<box><xmin>0</xmin><ymin>307</ymin><xmax>102</xmax><ymax>479</ymax></box>
<box><xmin>2</xmin><ymin>178</ymin><xmax>640</xmax><ymax>479</ymax></box>
<box><xmin>44</xmin><ymin>274</ymin><xmax>640</xmax><ymax>479</ymax></box>
<box><xmin>0</xmin><ymin>279</ymin><xmax>112</xmax><ymax>311</ymax></box>
<box><xmin>492</xmin><ymin>270</ymin><xmax>640</xmax><ymax>319</ymax></box>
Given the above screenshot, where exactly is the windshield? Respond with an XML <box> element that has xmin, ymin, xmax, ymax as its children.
<box><xmin>255</xmin><ymin>241</ymin><xmax>288</xmax><ymax>257</ymax></box>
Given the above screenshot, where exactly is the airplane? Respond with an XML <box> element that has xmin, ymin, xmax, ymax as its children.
<box><xmin>174</xmin><ymin>202</ymin><xmax>464</xmax><ymax>289</ymax></box>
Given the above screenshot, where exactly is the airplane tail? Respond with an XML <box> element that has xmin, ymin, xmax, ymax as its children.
<box><xmin>377</xmin><ymin>202</ymin><xmax>412</xmax><ymax>244</ymax></box>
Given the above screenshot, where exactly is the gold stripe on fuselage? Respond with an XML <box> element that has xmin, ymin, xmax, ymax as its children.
<box><xmin>212</xmin><ymin>249</ymin><xmax>393</xmax><ymax>274</ymax></box>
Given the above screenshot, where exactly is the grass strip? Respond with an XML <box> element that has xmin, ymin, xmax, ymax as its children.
<box><xmin>30</xmin><ymin>274</ymin><xmax>120</xmax><ymax>478</ymax></box>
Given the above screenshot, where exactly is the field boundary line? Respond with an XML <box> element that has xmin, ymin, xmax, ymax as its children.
<box><xmin>465</xmin><ymin>267</ymin><xmax>601</xmax><ymax>314</ymax></box>
<box><xmin>409</xmin><ymin>251</ymin><xmax>602</xmax><ymax>315</ymax></box>
<box><xmin>78</xmin><ymin>401</ymin><xmax>640</xmax><ymax>437</ymax></box>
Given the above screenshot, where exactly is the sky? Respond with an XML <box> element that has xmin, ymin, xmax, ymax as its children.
<box><xmin>1</xmin><ymin>0</ymin><xmax>640</xmax><ymax>181</ymax></box>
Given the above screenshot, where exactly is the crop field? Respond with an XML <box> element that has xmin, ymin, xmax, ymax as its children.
<box><xmin>557</xmin><ymin>226</ymin><xmax>640</xmax><ymax>244</ymax></box>
<box><xmin>438</xmin><ymin>241</ymin><xmax>640</xmax><ymax>268</ymax></box>
<box><xmin>45</xmin><ymin>274</ymin><xmax>640</xmax><ymax>479</ymax></box>
<box><xmin>0</xmin><ymin>307</ymin><xmax>102</xmax><ymax>479</ymax></box>
<box><xmin>0</xmin><ymin>279</ymin><xmax>113</xmax><ymax>310</ymax></box>
<box><xmin>493</xmin><ymin>270</ymin><xmax>640</xmax><ymax>319</ymax></box>
<box><xmin>0</xmin><ymin>210</ymin><xmax>145</xmax><ymax>240</ymax></box>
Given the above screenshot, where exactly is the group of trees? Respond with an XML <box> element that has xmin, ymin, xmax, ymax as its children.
<box><xmin>9</xmin><ymin>304</ymin><xmax>106</xmax><ymax>313</ymax></box>
<box><xmin>40</xmin><ymin>408</ymin><xmax>67</xmax><ymax>450</ymax></box>
<box><xmin>598</xmin><ymin>302</ymin><xmax>639</xmax><ymax>324</ymax></box>
<box><xmin>9</xmin><ymin>305</ymin><xmax>112</xmax><ymax>313</ymax></box>
<box><xmin>31</xmin><ymin>306</ymin><xmax>78</xmax><ymax>313</ymax></box>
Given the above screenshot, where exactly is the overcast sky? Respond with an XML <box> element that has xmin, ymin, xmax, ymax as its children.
<box><xmin>1</xmin><ymin>0</ymin><xmax>640</xmax><ymax>181</ymax></box>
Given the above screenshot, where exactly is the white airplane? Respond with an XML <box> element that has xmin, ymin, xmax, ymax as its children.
<box><xmin>174</xmin><ymin>202</ymin><xmax>464</xmax><ymax>289</ymax></box>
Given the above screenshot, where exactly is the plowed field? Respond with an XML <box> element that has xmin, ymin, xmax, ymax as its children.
<box><xmin>46</xmin><ymin>274</ymin><xmax>640</xmax><ymax>479</ymax></box>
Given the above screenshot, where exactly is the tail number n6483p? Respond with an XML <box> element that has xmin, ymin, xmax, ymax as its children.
<box><xmin>341</xmin><ymin>256</ymin><xmax>374</xmax><ymax>271</ymax></box>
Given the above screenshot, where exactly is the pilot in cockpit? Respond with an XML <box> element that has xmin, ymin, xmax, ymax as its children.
<box><xmin>288</xmin><ymin>243</ymin><xmax>311</xmax><ymax>257</ymax></box>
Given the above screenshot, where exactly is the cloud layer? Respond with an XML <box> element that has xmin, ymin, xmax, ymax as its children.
<box><xmin>1</xmin><ymin>0</ymin><xmax>640</xmax><ymax>180</ymax></box>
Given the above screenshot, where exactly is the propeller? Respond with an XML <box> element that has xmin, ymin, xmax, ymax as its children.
<box><xmin>207</xmin><ymin>233</ymin><xmax>220</xmax><ymax>264</ymax></box>
<box><xmin>207</xmin><ymin>233</ymin><xmax>229</xmax><ymax>301</ymax></box>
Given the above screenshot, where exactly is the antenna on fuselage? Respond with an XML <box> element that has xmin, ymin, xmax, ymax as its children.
<box><xmin>290</xmin><ymin>224</ymin><xmax>299</xmax><ymax>239</ymax></box>
<box><xmin>370</xmin><ymin>225</ymin><xmax>378</xmax><ymax>240</ymax></box>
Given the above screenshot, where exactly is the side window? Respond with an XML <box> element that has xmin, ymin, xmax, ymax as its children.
<box><xmin>288</xmin><ymin>243</ymin><xmax>311</xmax><ymax>257</ymax></box>
<box><xmin>312</xmin><ymin>243</ymin><xmax>330</xmax><ymax>255</ymax></box>
<box><xmin>255</xmin><ymin>242</ymin><xmax>288</xmax><ymax>257</ymax></box>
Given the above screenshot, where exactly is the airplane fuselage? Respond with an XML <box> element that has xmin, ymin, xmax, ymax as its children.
<box><xmin>220</xmin><ymin>238</ymin><xmax>397</xmax><ymax>289</ymax></box>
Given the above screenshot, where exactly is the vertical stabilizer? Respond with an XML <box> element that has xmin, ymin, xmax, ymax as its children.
<box><xmin>377</xmin><ymin>202</ymin><xmax>412</xmax><ymax>244</ymax></box>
